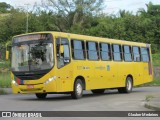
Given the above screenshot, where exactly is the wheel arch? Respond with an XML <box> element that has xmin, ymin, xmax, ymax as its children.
<box><xmin>126</xmin><ymin>74</ymin><xmax>134</xmax><ymax>86</ymax></box>
<box><xmin>74</xmin><ymin>76</ymin><xmax>86</xmax><ymax>90</ymax></box>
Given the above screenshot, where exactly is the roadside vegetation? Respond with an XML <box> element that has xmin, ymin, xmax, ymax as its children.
<box><xmin>152</xmin><ymin>53</ymin><xmax>160</xmax><ymax>66</ymax></box>
<box><xmin>0</xmin><ymin>89</ymin><xmax>7</xmax><ymax>95</ymax></box>
<box><xmin>0</xmin><ymin>72</ymin><xmax>11</xmax><ymax>88</ymax></box>
<box><xmin>145</xmin><ymin>95</ymin><xmax>154</xmax><ymax>102</ymax></box>
<box><xmin>142</xmin><ymin>78</ymin><xmax>160</xmax><ymax>87</ymax></box>
<box><xmin>0</xmin><ymin>60</ymin><xmax>11</xmax><ymax>88</ymax></box>
<box><xmin>0</xmin><ymin>1</ymin><xmax>160</xmax><ymax>53</ymax></box>
<box><xmin>0</xmin><ymin>60</ymin><xmax>10</xmax><ymax>68</ymax></box>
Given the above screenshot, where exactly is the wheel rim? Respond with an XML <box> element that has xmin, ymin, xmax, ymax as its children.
<box><xmin>127</xmin><ymin>80</ymin><xmax>132</xmax><ymax>91</ymax></box>
<box><xmin>76</xmin><ymin>83</ymin><xmax>82</xmax><ymax>96</ymax></box>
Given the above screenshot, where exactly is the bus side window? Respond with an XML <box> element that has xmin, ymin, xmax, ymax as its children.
<box><xmin>123</xmin><ymin>45</ymin><xmax>132</xmax><ymax>62</ymax></box>
<box><xmin>100</xmin><ymin>43</ymin><xmax>111</xmax><ymax>61</ymax></box>
<box><xmin>141</xmin><ymin>47</ymin><xmax>150</xmax><ymax>62</ymax></box>
<box><xmin>133</xmin><ymin>46</ymin><xmax>141</xmax><ymax>62</ymax></box>
<box><xmin>86</xmin><ymin>41</ymin><xmax>99</xmax><ymax>60</ymax></box>
<box><xmin>56</xmin><ymin>38</ymin><xmax>70</xmax><ymax>68</ymax></box>
<box><xmin>112</xmin><ymin>44</ymin><xmax>122</xmax><ymax>61</ymax></box>
<box><xmin>71</xmin><ymin>40</ymin><xmax>85</xmax><ymax>60</ymax></box>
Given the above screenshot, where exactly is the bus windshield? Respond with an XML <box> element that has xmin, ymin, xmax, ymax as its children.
<box><xmin>11</xmin><ymin>34</ymin><xmax>54</xmax><ymax>72</ymax></box>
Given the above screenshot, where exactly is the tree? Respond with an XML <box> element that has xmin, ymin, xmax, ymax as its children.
<box><xmin>138</xmin><ymin>2</ymin><xmax>160</xmax><ymax>51</ymax></box>
<box><xmin>119</xmin><ymin>10</ymin><xmax>132</xmax><ymax>18</ymax></box>
<box><xmin>44</xmin><ymin>0</ymin><xmax>104</xmax><ymax>32</ymax></box>
<box><xmin>0</xmin><ymin>2</ymin><xmax>12</xmax><ymax>13</ymax></box>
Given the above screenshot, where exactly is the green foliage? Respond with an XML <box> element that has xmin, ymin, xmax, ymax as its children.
<box><xmin>0</xmin><ymin>89</ymin><xmax>7</xmax><ymax>95</ymax></box>
<box><xmin>0</xmin><ymin>1</ymin><xmax>160</xmax><ymax>54</ymax></box>
<box><xmin>145</xmin><ymin>95</ymin><xmax>154</xmax><ymax>102</ymax></box>
<box><xmin>0</xmin><ymin>61</ymin><xmax>10</xmax><ymax>88</ymax></box>
<box><xmin>0</xmin><ymin>60</ymin><xmax>10</xmax><ymax>68</ymax></box>
<box><xmin>0</xmin><ymin>2</ymin><xmax>12</xmax><ymax>13</ymax></box>
<box><xmin>152</xmin><ymin>53</ymin><xmax>160</xmax><ymax>66</ymax></box>
<box><xmin>0</xmin><ymin>72</ymin><xmax>11</xmax><ymax>88</ymax></box>
<box><xmin>144</xmin><ymin>78</ymin><xmax>160</xmax><ymax>86</ymax></box>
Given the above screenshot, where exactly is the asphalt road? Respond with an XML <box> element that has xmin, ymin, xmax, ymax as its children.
<box><xmin>0</xmin><ymin>87</ymin><xmax>159</xmax><ymax>120</ymax></box>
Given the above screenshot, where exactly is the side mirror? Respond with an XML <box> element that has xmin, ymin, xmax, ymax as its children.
<box><xmin>60</xmin><ymin>45</ymin><xmax>64</xmax><ymax>54</ymax></box>
<box><xmin>6</xmin><ymin>51</ymin><xmax>9</xmax><ymax>60</ymax></box>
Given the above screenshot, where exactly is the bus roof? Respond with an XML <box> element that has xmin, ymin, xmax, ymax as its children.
<box><xmin>13</xmin><ymin>31</ymin><xmax>150</xmax><ymax>47</ymax></box>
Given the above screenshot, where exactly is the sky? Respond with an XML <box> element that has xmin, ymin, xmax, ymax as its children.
<box><xmin>0</xmin><ymin>0</ymin><xmax>160</xmax><ymax>15</ymax></box>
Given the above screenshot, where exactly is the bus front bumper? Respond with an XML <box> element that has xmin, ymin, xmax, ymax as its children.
<box><xmin>12</xmin><ymin>81</ymin><xmax>57</xmax><ymax>94</ymax></box>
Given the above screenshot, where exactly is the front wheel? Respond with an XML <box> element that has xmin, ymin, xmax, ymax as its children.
<box><xmin>71</xmin><ymin>79</ymin><xmax>83</xmax><ymax>99</ymax></box>
<box><xmin>118</xmin><ymin>77</ymin><xmax>133</xmax><ymax>93</ymax></box>
<box><xmin>35</xmin><ymin>93</ymin><xmax>47</xmax><ymax>99</ymax></box>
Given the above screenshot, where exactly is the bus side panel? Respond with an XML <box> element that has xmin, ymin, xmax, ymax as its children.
<box><xmin>94</xmin><ymin>61</ymin><xmax>115</xmax><ymax>89</ymax></box>
<box><xmin>55</xmin><ymin>63</ymin><xmax>73</xmax><ymax>92</ymax></box>
<box><xmin>108</xmin><ymin>61</ymin><xmax>121</xmax><ymax>88</ymax></box>
<box><xmin>141</xmin><ymin>62</ymin><xmax>153</xmax><ymax>84</ymax></box>
<box><xmin>72</xmin><ymin>60</ymin><xmax>91</xmax><ymax>90</ymax></box>
<box><xmin>117</xmin><ymin>62</ymin><xmax>134</xmax><ymax>87</ymax></box>
<box><xmin>132</xmin><ymin>62</ymin><xmax>144</xmax><ymax>86</ymax></box>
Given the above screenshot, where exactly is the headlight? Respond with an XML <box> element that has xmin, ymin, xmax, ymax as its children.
<box><xmin>12</xmin><ymin>80</ymin><xmax>18</xmax><ymax>86</ymax></box>
<box><xmin>44</xmin><ymin>76</ymin><xmax>56</xmax><ymax>85</ymax></box>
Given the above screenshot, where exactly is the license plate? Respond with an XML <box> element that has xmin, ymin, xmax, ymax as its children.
<box><xmin>27</xmin><ymin>85</ymin><xmax>34</xmax><ymax>89</ymax></box>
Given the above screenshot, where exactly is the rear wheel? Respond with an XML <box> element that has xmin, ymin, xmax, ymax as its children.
<box><xmin>118</xmin><ymin>77</ymin><xmax>133</xmax><ymax>93</ymax></box>
<box><xmin>71</xmin><ymin>79</ymin><xmax>83</xmax><ymax>99</ymax></box>
<box><xmin>91</xmin><ymin>89</ymin><xmax>105</xmax><ymax>94</ymax></box>
<box><xmin>35</xmin><ymin>93</ymin><xmax>47</xmax><ymax>99</ymax></box>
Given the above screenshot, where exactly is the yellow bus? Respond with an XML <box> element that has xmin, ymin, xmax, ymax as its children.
<box><xmin>10</xmin><ymin>32</ymin><xmax>153</xmax><ymax>99</ymax></box>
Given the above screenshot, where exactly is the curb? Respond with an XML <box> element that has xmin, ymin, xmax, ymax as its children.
<box><xmin>0</xmin><ymin>88</ymin><xmax>12</xmax><ymax>95</ymax></box>
<box><xmin>144</xmin><ymin>103</ymin><xmax>160</xmax><ymax>111</ymax></box>
<box><xmin>144</xmin><ymin>97</ymin><xmax>160</xmax><ymax>111</ymax></box>
<box><xmin>145</xmin><ymin>102</ymin><xmax>160</xmax><ymax>111</ymax></box>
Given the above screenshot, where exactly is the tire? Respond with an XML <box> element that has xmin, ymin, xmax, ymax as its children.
<box><xmin>35</xmin><ymin>93</ymin><xmax>47</xmax><ymax>99</ymax></box>
<box><xmin>118</xmin><ymin>88</ymin><xmax>124</xmax><ymax>93</ymax></box>
<box><xmin>118</xmin><ymin>77</ymin><xmax>133</xmax><ymax>93</ymax></box>
<box><xmin>91</xmin><ymin>89</ymin><xmax>105</xmax><ymax>94</ymax></box>
<box><xmin>71</xmin><ymin>79</ymin><xmax>83</xmax><ymax>99</ymax></box>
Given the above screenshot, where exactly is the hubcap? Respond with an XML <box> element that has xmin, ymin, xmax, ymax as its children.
<box><xmin>127</xmin><ymin>80</ymin><xmax>132</xmax><ymax>91</ymax></box>
<box><xmin>76</xmin><ymin>83</ymin><xmax>82</xmax><ymax>96</ymax></box>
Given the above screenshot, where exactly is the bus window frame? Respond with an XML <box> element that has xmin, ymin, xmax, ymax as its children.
<box><xmin>112</xmin><ymin>44</ymin><xmax>123</xmax><ymax>61</ymax></box>
<box><xmin>71</xmin><ymin>39</ymin><xmax>86</xmax><ymax>60</ymax></box>
<box><xmin>141</xmin><ymin>47</ymin><xmax>150</xmax><ymax>62</ymax></box>
<box><xmin>99</xmin><ymin>42</ymin><xmax>112</xmax><ymax>61</ymax></box>
<box><xmin>56</xmin><ymin>37</ymin><xmax>71</xmax><ymax>69</ymax></box>
<box><xmin>132</xmin><ymin>46</ymin><xmax>141</xmax><ymax>62</ymax></box>
<box><xmin>123</xmin><ymin>45</ymin><xmax>132</xmax><ymax>62</ymax></box>
<box><xmin>86</xmin><ymin>41</ymin><xmax>100</xmax><ymax>61</ymax></box>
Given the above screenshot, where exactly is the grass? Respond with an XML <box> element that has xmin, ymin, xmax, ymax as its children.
<box><xmin>142</xmin><ymin>78</ymin><xmax>160</xmax><ymax>86</ymax></box>
<box><xmin>150</xmin><ymin>78</ymin><xmax>160</xmax><ymax>86</ymax></box>
<box><xmin>145</xmin><ymin>95</ymin><xmax>154</xmax><ymax>102</ymax></box>
<box><xmin>0</xmin><ymin>72</ymin><xmax>11</xmax><ymax>88</ymax></box>
<box><xmin>0</xmin><ymin>89</ymin><xmax>7</xmax><ymax>95</ymax></box>
<box><xmin>0</xmin><ymin>60</ymin><xmax>10</xmax><ymax>69</ymax></box>
<box><xmin>0</xmin><ymin>60</ymin><xmax>11</xmax><ymax>88</ymax></box>
<box><xmin>152</xmin><ymin>53</ymin><xmax>160</xmax><ymax>66</ymax></box>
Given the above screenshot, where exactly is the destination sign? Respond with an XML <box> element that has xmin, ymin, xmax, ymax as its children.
<box><xmin>13</xmin><ymin>33</ymin><xmax>52</xmax><ymax>44</ymax></box>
